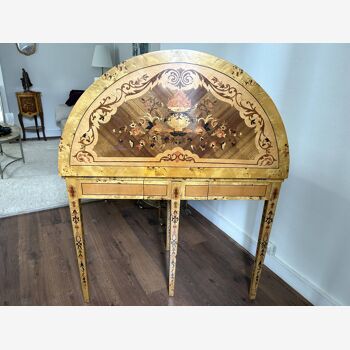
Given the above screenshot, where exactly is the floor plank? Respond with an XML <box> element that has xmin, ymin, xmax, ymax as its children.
<box><xmin>0</xmin><ymin>200</ymin><xmax>311</xmax><ymax>306</ymax></box>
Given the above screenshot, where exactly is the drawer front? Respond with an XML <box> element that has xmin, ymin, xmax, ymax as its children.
<box><xmin>144</xmin><ymin>181</ymin><xmax>171</xmax><ymax>199</ymax></box>
<box><xmin>184</xmin><ymin>184</ymin><xmax>209</xmax><ymax>199</ymax></box>
<box><xmin>79</xmin><ymin>180</ymin><xmax>271</xmax><ymax>200</ymax></box>
<box><xmin>208</xmin><ymin>184</ymin><xmax>268</xmax><ymax>199</ymax></box>
<box><xmin>81</xmin><ymin>182</ymin><xmax>143</xmax><ymax>197</ymax></box>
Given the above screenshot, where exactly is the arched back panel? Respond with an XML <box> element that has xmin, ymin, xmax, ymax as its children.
<box><xmin>59</xmin><ymin>50</ymin><xmax>289</xmax><ymax>179</ymax></box>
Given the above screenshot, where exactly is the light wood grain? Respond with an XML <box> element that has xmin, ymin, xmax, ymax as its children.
<box><xmin>184</xmin><ymin>184</ymin><xmax>209</xmax><ymax>198</ymax></box>
<box><xmin>81</xmin><ymin>183</ymin><xmax>143</xmax><ymax>196</ymax></box>
<box><xmin>58</xmin><ymin>50</ymin><xmax>290</xmax><ymax>303</ymax></box>
<box><xmin>144</xmin><ymin>182</ymin><xmax>170</xmax><ymax>198</ymax></box>
<box><xmin>208</xmin><ymin>184</ymin><xmax>267</xmax><ymax>198</ymax></box>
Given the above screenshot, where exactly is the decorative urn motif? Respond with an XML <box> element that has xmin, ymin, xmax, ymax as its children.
<box><xmin>166</xmin><ymin>90</ymin><xmax>192</xmax><ymax>134</ymax></box>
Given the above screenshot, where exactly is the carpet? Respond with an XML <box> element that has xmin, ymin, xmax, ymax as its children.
<box><xmin>0</xmin><ymin>139</ymin><xmax>68</xmax><ymax>217</ymax></box>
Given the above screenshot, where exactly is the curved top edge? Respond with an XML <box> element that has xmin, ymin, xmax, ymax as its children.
<box><xmin>58</xmin><ymin>49</ymin><xmax>289</xmax><ymax>180</ymax></box>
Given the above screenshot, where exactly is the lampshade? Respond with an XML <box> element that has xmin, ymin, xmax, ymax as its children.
<box><xmin>92</xmin><ymin>45</ymin><xmax>112</xmax><ymax>69</ymax></box>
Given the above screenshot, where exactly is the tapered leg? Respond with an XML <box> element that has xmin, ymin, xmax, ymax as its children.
<box><xmin>168</xmin><ymin>183</ymin><xmax>181</xmax><ymax>297</ymax></box>
<box><xmin>39</xmin><ymin>112</ymin><xmax>47</xmax><ymax>141</ymax></box>
<box><xmin>67</xmin><ymin>180</ymin><xmax>89</xmax><ymax>303</ymax></box>
<box><xmin>165</xmin><ymin>201</ymin><xmax>171</xmax><ymax>251</ymax></box>
<box><xmin>34</xmin><ymin>115</ymin><xmax>40</xmax><ymax>140</ymax></box>
<box><xmin>249</xmin><ymin>182</ymin><xmax>281</xmax><ymax>300</ymax></box>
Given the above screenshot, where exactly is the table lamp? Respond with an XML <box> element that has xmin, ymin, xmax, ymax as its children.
<box><xmin>92</xmin><ymin>45</ymin><xmax>113</xmax><ymax>75</ymax></box>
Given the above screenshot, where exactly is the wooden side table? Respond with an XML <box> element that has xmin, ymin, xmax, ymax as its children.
<box><xmin>16</xmin><ymin>91</ymin><xmax>47</xmax><ymax>141</ymax></box>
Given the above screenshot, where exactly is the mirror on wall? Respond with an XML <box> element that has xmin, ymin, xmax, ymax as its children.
<box><xmin>16</xmin><ymin>43</ymin><xmax>36</xmax><ymax>56</ymax></box>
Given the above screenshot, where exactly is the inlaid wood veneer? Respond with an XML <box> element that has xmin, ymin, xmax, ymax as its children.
<box><xmin>81</xmin><ymin>182</ymin><xmax>143</xmax><ymax>197</ymax></box>
<box><xmin>184</xmin><ymin>184</ymin><xmax>209</xmax><ymax>198</ymax></box>
<box><xmin>208</xmin><ymin>184</ymin><xmax>269</xmax><ymax>199</ymax></box>
<box><xmin>144</xmin><ymin>181</ymin><xmax>170</xmax><ymax>198</ymax></box>
<box><xmin>59</xmin><ymin>50</ymin><xmax>289</xmax><ymax>303</ymax></box>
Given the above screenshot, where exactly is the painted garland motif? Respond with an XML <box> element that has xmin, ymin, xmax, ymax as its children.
<box><xmin>72</xmin><ymin>65</ymin><xmax>277</xmax><ymax>167</ymax></box>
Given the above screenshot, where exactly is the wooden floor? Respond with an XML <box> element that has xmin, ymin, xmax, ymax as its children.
<box><xmin>0</xmin><ymin>200</ymin><xmax>310</xmax><ymax>306</ymax></box>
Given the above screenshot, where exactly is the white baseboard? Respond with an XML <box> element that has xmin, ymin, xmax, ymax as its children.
<box><xmin>189</xmin><ymin>201</ymin><xmax>342</xmax><ymax>306</ymax></box>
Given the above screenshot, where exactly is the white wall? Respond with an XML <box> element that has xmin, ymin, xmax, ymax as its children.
<box><xmin>0</xmin><ymin>43</ymin><xmax>160</xmax><ymax>137</ymax></box>
<box><xmin>160</xmin><ymin>43</ymin><xmax>350</xmax><ymax>305</ymax></box>
<box><xmin>115</xmin><ymin>43</ymin><xmax>160</xmax><ymax>63</ymax></box>
<box><xmin>0</xmin><ymin>64</ymin><xmax>10</xmax><ymax>123</ymax></box>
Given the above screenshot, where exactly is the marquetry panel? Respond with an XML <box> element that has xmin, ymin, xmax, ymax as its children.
<box><xmin>69</xmin><ymin>65</ymin><xmax>278</xmax><ymax>168</ymax></box>
<box><xmin>59</xmin><ymin>50</ymin><xmax>289</xmax><ymax>180</ymax></box>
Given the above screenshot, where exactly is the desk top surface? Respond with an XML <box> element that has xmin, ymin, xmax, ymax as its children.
<box><xmin>59</xmin><ymin>50</ymin><xmax>289</xmax><ymax>180</ymax></box>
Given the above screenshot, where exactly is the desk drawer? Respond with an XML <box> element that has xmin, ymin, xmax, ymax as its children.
<box><xmin>81</xmin><ymin>182</ymin><xmax>143</xmax><ymax>197</ymax></box>
<box><xmin>183</xmin><ymin>184</ymin><xmax>209</xmax><ymax>199</ymax></box>
<box><xmin>208</xmin><ymin>184</ymin><xmax>268</xmax><ymax>199</ymax></box>
<box><xmin>144</xmin><ymin>181</ymin><xmax>171</xmax><ymax>199</ymax></box>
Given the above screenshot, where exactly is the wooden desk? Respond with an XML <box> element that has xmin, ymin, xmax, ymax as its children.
<box><xmin>16</xmin><ymin>91</ymin><xmax>47</xmax><ymax>141</ymax></box>
<box><xmin>58</xmin><ymin>50</ymin><xmax>289</xmax><ymax>303</ymax></box>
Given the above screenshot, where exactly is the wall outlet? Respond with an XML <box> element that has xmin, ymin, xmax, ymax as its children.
<box><xmin>267</xmin><ymin>242</ymin><xmax>277</xmax><ymax>256</ymax></box>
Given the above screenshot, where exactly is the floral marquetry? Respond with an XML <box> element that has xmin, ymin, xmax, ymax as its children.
<box><xmin>59</xmin><ymin>50</ymin><xmax>288</xmax><ymax>180</ymax></box>
<box><xmin>58</xmin><ymin>50</ymin><xmax>290</xmax><ymax>303</ymax></box>
<box><xmin>73</xmin><ymin>69</ymin><xmax>277</xmax><ymax>165</ymax></box>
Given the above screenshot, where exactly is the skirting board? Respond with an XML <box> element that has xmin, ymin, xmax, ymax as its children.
<box><xmin>189</xmin><ymin>201</ymin><xmax>342</xmax><ymax>306</ymax></box>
